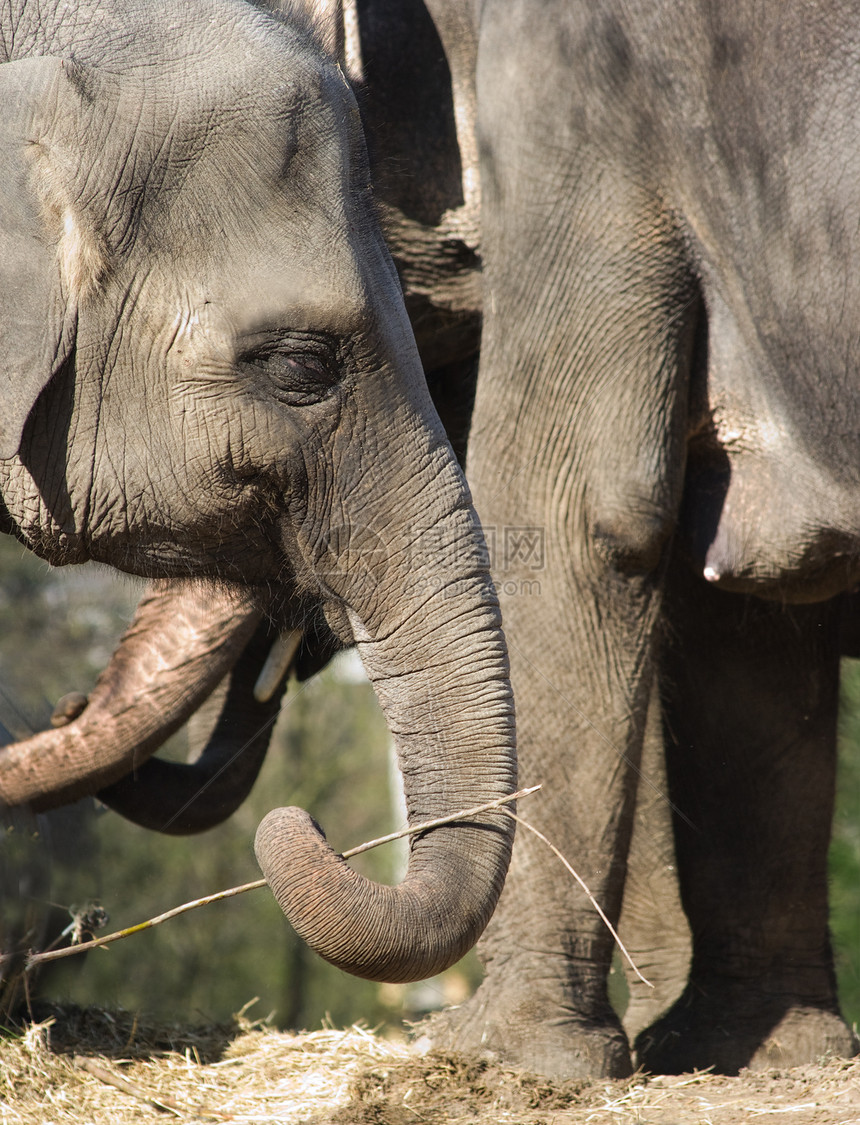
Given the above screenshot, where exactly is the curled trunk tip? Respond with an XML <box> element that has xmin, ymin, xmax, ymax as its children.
<box><xmin>255</xmin><ymin>804</ymin><xmax>514</xmax><ymax>983</ymax></box>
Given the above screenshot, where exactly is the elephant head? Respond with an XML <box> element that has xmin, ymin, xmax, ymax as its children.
<box><xmin>0</xmin><ymin>0</ymin><xmax>516</xmax><ymax>982</ymax></box>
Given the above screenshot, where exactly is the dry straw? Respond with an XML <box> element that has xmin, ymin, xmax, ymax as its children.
<box><xmin>7</xmin><ymin>1010</ymin><xmax>859</xmax><ymax>1125</ymax></box>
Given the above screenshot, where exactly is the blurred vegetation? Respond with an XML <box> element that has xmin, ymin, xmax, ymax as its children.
<box><xmin>832</xmin><ymin>659</ymin><xmax>860</xmax><ymax>1028</ymax></box>
<box><xmin>0</xmin><ymin>532</ymin><xmax>858</xmax><ymax>1034</ymax></box>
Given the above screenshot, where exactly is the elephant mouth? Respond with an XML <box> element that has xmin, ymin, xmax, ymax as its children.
<box><xmin>79</xmin><ymin>485</ymin><xmax>289</xmax><ymax>585</ymax></box>
<box><xmin>87</xmin><ymin>533</ymin><xmax>290</xmax><ymax>590</ymax></box>
<box><xmin>90</xmin><ymin>540</ymin><xmax>329</xmax><ymax>644</ymax></box>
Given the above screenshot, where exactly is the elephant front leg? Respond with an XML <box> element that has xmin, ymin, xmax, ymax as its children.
<box><xmin>415</xmin><ymin>3</ymin><xmax>696</xmax><ymax>1078</ymax></box>
<box><xmin>421</xmin><ymin>527</ymin><xmax>660</xmax><ymax>1079</ymax></box>
<box><xmin>636</xmin><ymin>558</ymin><xmax>859</xmax><ymax>1074</ymax></box>
<box><xmin>416</xmin><ymin>197</ymin><xmax>693</xmax><ymax>1083</ymax></box>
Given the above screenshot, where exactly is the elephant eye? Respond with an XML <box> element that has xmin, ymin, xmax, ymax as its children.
<box><xmin>263</xmin><ymin>351</ymin><xmax>337</xmax><ymax>405</ymax></box>
<box><xmin>239</xmin><ymin>338</ymin><xmax>339</xmax><ymax>406</ymax></box>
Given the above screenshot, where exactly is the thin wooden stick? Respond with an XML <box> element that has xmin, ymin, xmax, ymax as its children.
<box><xmin>504</xmin><ymin>809</ymin><xmax>653</xmax><ymax>988</ymax></box>
<box><xmin>75</xmin><ymin>1058</ymin><xmax>185</xmax><ymax>1117</ymax></box>
<box><xmin>23</xmin><ymin>883</ymin><xmax>267</xmax><ymax>968</ymax></box>
<box><xmin>22</xmin><ymin>786</ymin><xmax>541</xmax><ymax>971</ymax></box>
<box><xmin>75</xmin><ymin>1057</ymin><xmax>233</xmax><ymax>1120</ymax></box>
<box><xmin>343</xmin><ymin>784</ymin><xmax>542</xmax><ymax>857</ymax></box>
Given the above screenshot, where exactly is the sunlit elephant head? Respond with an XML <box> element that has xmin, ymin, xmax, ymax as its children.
<box><xmin>0</xmin><ymin>0</ymin><xmax>515</xmax><ymax>983</ymax></box>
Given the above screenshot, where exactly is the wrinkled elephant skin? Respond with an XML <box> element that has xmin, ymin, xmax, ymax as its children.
<box><xmin>0</xmin><ymin>0</ymin><xmax>516</xmax><ymax>986</ymax></box>
<box><xmin>415</xmin><ymin>0</ymin><xmax>860</xmax><ymax>1081</ymax></box>
<box><xmin>15</xmin><ymin>0</ymin><xmax>859</xmax><ymax>1080</ymax></box>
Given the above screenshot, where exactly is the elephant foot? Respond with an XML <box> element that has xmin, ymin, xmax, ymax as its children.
<box><xmin>635</xmin><ymin>984</ymin><xmax>859</xmax><ymax>1075</ymax></box>
<box><xmin>415</xmin><ymin>975</ymin><xmax>632</xmax><ymax>1080</ymax></box>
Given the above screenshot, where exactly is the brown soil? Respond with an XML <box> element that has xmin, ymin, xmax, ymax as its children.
<box><xmin>2</xmin><ymin>1004</ymin><xmax>860</xmax><ymax>1124</ymax></box>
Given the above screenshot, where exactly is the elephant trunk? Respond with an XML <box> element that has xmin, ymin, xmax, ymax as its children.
<box><xmin>96</xmin><ymin>615</ymin><xmax>288</xmax><ymax>834</ymax></box>
<box><xmin>255</xmin><ymin>448</ymin><xmax>517</xmax><ymax>982</ymax></box>
<box><xmin>0</xmin><ymin>580</ymin><xmax>262</xmax><ymax>810</ymax></box>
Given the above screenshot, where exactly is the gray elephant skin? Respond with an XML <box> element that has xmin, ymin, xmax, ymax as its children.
<box><xmin>0</xmin><ymin>0</ymin><xmax>518</xmax><ymax>987</ymax></box>
<box><xmin>427</xmin><ymin>0</ymin><xmax>860</xmax><ymax>1081</ymax></box>
<box><xmin>6</xmin><ymin>0</ymin><xmax>859</xmax><ymax>1086</ymax></box>
<box><xmin>166</xmin><ymin>0</ymin><xmax>860</xmax><ymax>1080</ymax></box>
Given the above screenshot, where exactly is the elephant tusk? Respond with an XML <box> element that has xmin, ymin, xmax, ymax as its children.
<box><xmin>50</xmin><ymin>691</ymin><xmax>89</xmax><ymax>728</ymax></box>
<box><xmin>253</xmin><ymin>630</ymin><xmax>302</xmax><ymax>703</ymax></box>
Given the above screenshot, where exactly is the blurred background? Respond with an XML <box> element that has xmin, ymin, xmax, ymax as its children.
<box><xmin>0</xmin><ymin>533</ymin><xmax>857</xmax><ymax>1034</ymax></box>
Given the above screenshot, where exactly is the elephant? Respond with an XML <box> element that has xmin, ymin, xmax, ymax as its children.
<box><xmin>0</xmin><ymin>0</ymin><xmax>485</xmax><ymax>840</ymax></box>
<box><xmin>0</xmin><ymin>0</ymin><xmax>691</xmax><ymax>1065</ymax></box>
<box><xmin>419</xmin><ymin>0</ymin><xmax>860</xmax><ymax>1080</ymax></box>
<box><xmin>0</xmin><ymin>0</ymin><xmax>518</xmax><ymax>987</ymax></box>
<box><xmin>9</xmin><ymin>0</ymin><xmax>858</xmax><ymax>1085</ymax></box>
<box><xmin>117</xmin><ymin>0</ymin><xmax>832</xmax><ymax>1078</ymax></box>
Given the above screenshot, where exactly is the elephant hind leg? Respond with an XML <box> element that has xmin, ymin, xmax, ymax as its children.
<box><xmin>637</xmin><ymin>986</ymin><xmax>857</xmax><ymax>1076</ymax></box>
<box><xmin>619</xmin><ymin>685</ymin><xmax>691</xmax><ymax>1043</ymax></box>
<box><xmin>636</xmin><ymin>556</ymin><xmax>858</xmax><ymax>1074</ymax></box>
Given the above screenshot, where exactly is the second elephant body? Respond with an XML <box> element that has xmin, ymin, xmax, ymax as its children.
<box><xmin>425</xmin><ymin>0</ymin><xmax>860</xmax><ymax>1079</ymax></box>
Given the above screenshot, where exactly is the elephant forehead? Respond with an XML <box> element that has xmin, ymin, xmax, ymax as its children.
<box><xmin>135</xmin><ymin>84</ymin><xmax>356</xmax><ymax>231</ymax></box>
<box><xmin>182</xmin><ymin>60</ymin><xmax>358</xmax><ymax>191</ymax></box>
<box><xmin>155</xmin><ymin>90</ymin><xmax>371</xmax><ymax>290</ymax></box>
<box><xmin>40</xmin><ymin>18</ymin><xmax>366</xmax><ymax>260</ymax></box>
<box><xmin>91</xmin><ymin>101</ymin><xmax>382</xmax><ymax>339</ymax></box>
<box><xmin>169</xmin><ymin>265</ymin><xmax>372</xmax><ymax>343</ymax></box>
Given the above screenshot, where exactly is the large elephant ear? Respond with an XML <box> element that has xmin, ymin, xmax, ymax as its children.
<box><xmin>0</xmin><ymin>56</ymin><xmax>79</xmax><ymax>460</ymax></box>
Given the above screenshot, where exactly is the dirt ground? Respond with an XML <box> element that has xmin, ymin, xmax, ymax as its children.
<box><xmin>2</xmin><ymin>1005</ymin><xmax>860</xmax><ymax>1125</ymax></box>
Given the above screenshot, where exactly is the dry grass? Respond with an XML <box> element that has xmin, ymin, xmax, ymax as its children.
<box><xmin>0</xmin><ymin>1005</ymin><xmax>404</xmax><ymax>1124</ymax></box>
<box><xmin>3</xmin><ymin>1004</ymin><xmax>860</xmax><ymax>1124</ymax></box>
